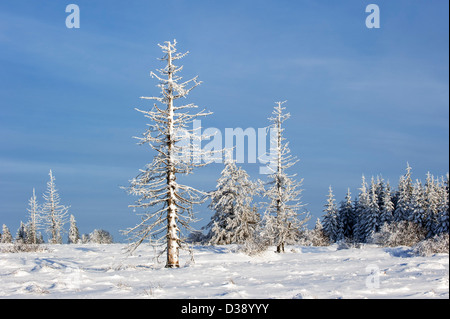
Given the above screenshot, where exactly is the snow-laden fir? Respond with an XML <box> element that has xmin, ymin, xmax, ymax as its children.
<box><xmin>206</xmin><ymin>152</ymin><xmax>259</xmax><ymax>245</ymax></box>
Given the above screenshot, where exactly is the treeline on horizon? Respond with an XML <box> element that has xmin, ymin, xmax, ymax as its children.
<box><xmin>0</xmin><ymin>165</ymin><xmax>448</xmax><ymax>251</ymax></box>
<box><xmin>321</xmin><ymin>164</ymin><xmax>449</xmax><ymax>244</ymax></box>
<box><xmin>195</xmin><ymin>163</ymin><xmax>448</xmax><ymax>248</ymax></box>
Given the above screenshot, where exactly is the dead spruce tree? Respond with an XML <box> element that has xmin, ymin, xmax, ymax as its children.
<box><xmin>125</xmin><ymin>40</ymin><xmax>212</xmax><ymax>268</ymax></box>
<box><xmin>261</xmin><ymin>101</ymin><xmax>309</xmax><ymax>253</ymax></box>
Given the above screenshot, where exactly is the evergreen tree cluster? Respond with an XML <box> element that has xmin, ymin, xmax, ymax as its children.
<box><xmin>321</xmin><ymin>164</ymin><xmax>449</xmax><ymax>245</ymax></box>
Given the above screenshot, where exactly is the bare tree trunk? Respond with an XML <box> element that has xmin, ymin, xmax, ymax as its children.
<box><xmin>166</xmin><ymin>48</ymin><xmax>180</xmax><ymax>268</ymax></box>
<box><xmin>276</xmin><ymin>242</ymin><xmax>284</xmax><ymax>253</ymax></box>
<box><xmin>276</xmin><ymin>110</ymin><xmax>283</xmax><ymax>253</ymax></box>
<box><xmin>166</xmin><ymin>196</ymin><xmax>179</xmax><ymax>267</ymax></box>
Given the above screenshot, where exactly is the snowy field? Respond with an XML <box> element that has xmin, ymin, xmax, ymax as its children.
<box><xmin>0</xmin><ymin>243</ymin><xmax>448</xmax><ymax>299</ymax></box>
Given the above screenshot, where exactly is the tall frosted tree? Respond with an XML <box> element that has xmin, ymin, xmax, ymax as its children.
<box><xmin>355</xmin><ymin>177</ymin><xmax>382</xmax><ymax>242</ymax></box>
<box><xmin>42</xmin><ymin>170</ymin><xmax>69</xmax><ymax>244</ymax></box>
<box><xmin>26</xmin><ymin>188</ymin><xmax>41</xmax><ymax>244</ymax></box>
<box><xmin>125</xmin><ymin>40</ymin><xmax>213</xmax><ymax>268</ymax></box>
<box><xmin>206</xmin><ymin>153</ymin><xmax>259</xmax><ymax>245</ymax></box>
<box><xmin>421</xmin><ymin>173</ymin><xmax>442</xmax><ymax>237</ymax></box>
<box><xmin>261</xmin><ymin>101</ymin><xmax>309</xmax><ymax>253</ymax></box>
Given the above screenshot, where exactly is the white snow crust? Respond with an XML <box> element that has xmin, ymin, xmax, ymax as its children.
<box><xmin>0</xmin><ymin>243</ymin><xmax>448</xmax><ymax>299</ymax></box>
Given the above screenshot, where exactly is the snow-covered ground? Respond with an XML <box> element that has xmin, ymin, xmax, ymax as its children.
<box><xmin>0</xmin><ymin>243</ymin><xmax>448</xmax><ymax>299</ymax></box>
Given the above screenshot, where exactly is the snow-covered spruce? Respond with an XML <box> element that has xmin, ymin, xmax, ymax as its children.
<box><xmin>0</xmin><ymin>243</ymin><xmax>447</xmax><ymax>298</ymax></box>
<box><xmin>322</xmin><ymin>165</ymin><xmax>449</xmax><ymax>246</ymax></box>
<box><xmin>206</xmin><ymin>152</ymin><xmax>259</xmax><ymax>245</ymax></box>
<box><xmin>353</xmin><ymin>175</ymin><xmax>370</xmax><ymax>242</ymax></box>
<box><xmin>124</xmin><ymin>40</ymin><xmax>213</xmax><ymax>268</ymax></box>
<box><xmin>434</xmin><ymin>174</ymin><xmax>449</xmax><ymax>236</ymax></box>
<box><xmin>68</xmin><ymin>214</ymin><xmax>80</xmax><ymax>244</ymax></box>
<box><xmin>16</xmin><ymin>221</ymin><xmax>27</xmax><ymax>243</ymax></box>
<box><xmin>1</xmin><ymin>224</ymin><xmax>13</xmax><ymax>243</ymax></box>
<box><xmin>338</xmin><ymin>188</ymin><xmax>355</xmax><ymax>240</ymax></box>
<box><xmin>393</xmin><ymin>163</ymin><xmax>414</xmax><ymax>223</ymax></box>
<box><xmin>322</xmin><ymin>186</ymin><xmax>343</xmax><ymax>243</ymax></box>
<box><xmin>260</xmin><ymin>101</ymin><xmax>309</xmax><ymax>253</ymax></box>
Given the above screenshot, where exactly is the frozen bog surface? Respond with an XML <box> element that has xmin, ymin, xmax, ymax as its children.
<box><xmin>0</xmin><ymin>243</ymin><xmax>448</xmax><ymax>299</ymax></box>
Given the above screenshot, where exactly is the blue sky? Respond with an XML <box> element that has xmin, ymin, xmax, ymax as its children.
<box><xmin>0</xmin><ymin>0</ymin><xmax>448</xmax><ymax>242</ymax></box>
